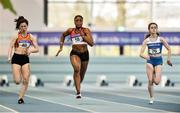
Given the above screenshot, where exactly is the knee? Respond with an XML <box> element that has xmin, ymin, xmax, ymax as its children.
<box><xmin>154</xmin><ymin>80</ymin><xmax>160</xmax><ymax>85</ymax></box>
<box><xmin>23</xmin><ymin>79</ymin><xmax>29</xmax><ymax>85</ymax></box>
<box><xmin>14</xmin><ymin>79</ymin><xmax>21</xmax><ymax>85</ymax></box>
<box><xmin>148</xmin><ymin>80</ymin><xmax>153</xmax><ymax>86</ymax></box>
<box><xmin>154</xmin><ymin>82</ymin><xmax>159</xmax><ymax>85</ymax></box>
<box><xmin>14</xmin><ymin>81</ymin><xmax>21</xmax><ymax>85</ymax></box>
<box><xmin>154</xmin><ymin>75</ymin><xmax>161</xmax><ymax>85</ymax></box>
<box><xmin>74</xmin><ymin>68</ymin><xmax>80</xmax><ymax>74</ymax></box>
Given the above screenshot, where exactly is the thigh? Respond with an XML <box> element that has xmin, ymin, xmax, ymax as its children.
<box><xmin>146</xmin><ymin>63</ymin><xmax>154</xmax><ymax>81</ymax></box>
<box><xmin>12</xmin><ymin>64</ymin><xmax>22</xmax><ymax>81</ymax></box>
<box><xmin>70</xmin><ymin>55</ymin><xmax>81</xmax><ymax>71</ymax></box>
<box><xmin>154</xmin><ymin>65</ymin><xmax>162</xmax><ymax>80</ymax></box>
<box><xmin>21</xmin><ymin>63</ymin><xmax>30</xmax><ymax>80</ymax></box>
<box><xmin>80</xmin><ymin>61</ymin><xmax>89</xmax><ymax>75</ymax></box>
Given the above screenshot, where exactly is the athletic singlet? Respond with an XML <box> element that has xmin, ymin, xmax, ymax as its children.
<box><xmin>15</xmin><ymin>33</ymin><xmax>32</xmax><ymax>48</ymax></box>
<box><xmin>70</xmin><ymin>28</ymin><xmax>87</xmax><ymax>45</ymax></box>
<box><xmin>147</xmin><ymin>36</ymin><xmax>163</xmax><ymax>55</ymax></box>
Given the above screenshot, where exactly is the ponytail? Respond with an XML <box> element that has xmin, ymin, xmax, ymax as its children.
<box><xmin>14</xmin><ymin>16</ymin><xmax>28</xmax><ymax>30</ymax></box>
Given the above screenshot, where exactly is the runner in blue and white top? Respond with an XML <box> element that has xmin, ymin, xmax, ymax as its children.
<box><xmin>139</xmin><ymin>22</ymin><xmax>172</xmax><ymax>104</ymax></box>
<box><xmin>146</xmin><ymin>36</ymin><xmax>163</xmax><ymax>67</ymax></box>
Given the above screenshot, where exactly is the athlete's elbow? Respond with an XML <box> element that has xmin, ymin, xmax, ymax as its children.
<box><xmin>33</xmin><ymin>48</ymin><xmax>39</xmax><ymax>53</ymax></box>
<box><xmin>36</xmin><ymin>48</ymin><xmax>39</xmax><ymax>53</ymax></box>
<box><xmin>89</xmin><ymin>42</ymin><xmax>94</xmax><ymax>47</ymax></box>
<box><xmin>167</xmin><ymin>48</ymin><xmax>171</xmax><ymax>52</ymax></box>
<box><xmin>139</xmin><ymin>53</ymin><xmax>143</xmax><ymax>58</ymax></box>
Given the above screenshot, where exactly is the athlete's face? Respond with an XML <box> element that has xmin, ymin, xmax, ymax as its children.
<box><xmin>149</xmin><ymin>24</ymin><xmax>158</xmax><ymax>34</ymax></box>
<box><xmin>19</xmin><ymin>22</ymin><xmax>28</xmax><ymax>33</ymax></box>
<box><xmin>74</xmin><ymin>17</ymin><xmax>83</xmax><ymax>28</ymax></box>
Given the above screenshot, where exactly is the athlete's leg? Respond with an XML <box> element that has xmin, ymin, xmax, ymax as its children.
<box><xmin>146</xmin><ymin>63</ymin><xmax>154</xmax><ymax>98</ymax></box>
<box><xmin>19</xmin><ymin>63</ymin><xmax>30</xmax><ymax>99</ymax></box>
<box><xmin>70</xmin><ymin>55</ymin><xmax>81</xmax><ymax>94</ymax></box>
<box><xmin>80</xmin><ymin>61</ymin><xmax>89</xmax><ymax>83</ymax></box>
<box><xmin>12</xmin><ymin>64</ymin><xmax>22</xmax><ymax>84</ymax></box>
<box><xmin>153</xmin><ymin>65</ymin><xmax>162</xmax><ymax>85</ymax></box>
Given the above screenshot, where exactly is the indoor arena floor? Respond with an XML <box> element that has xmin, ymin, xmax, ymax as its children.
<box><xmin>0</xmin><ymin>83</ymin><xmax>180</xmax><ymax>113</ymax></box>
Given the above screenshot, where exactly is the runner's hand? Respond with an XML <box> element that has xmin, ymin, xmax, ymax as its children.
<box><xmin>56</xmin><ymin>48</ymin><xmax>62</xmax><ymax>56</ymax></box>
<box><xmin>27</xmin><ymin>49</ymin><xmax>32</xmax><ymax>56</ymax></box>
<box><xmin>167</xmin><ymin>60</ymin><xmax>173</xmax><ymax>66</ymax></box>
<box><xmin>7</xmin><ymin>58</ymin><xmax>11</xmax><ymax>64</ymax></box>
<box><xmin>80</xmin><ymin>31</ymin><xmax>85</xmax><ymax>38</ymax></box>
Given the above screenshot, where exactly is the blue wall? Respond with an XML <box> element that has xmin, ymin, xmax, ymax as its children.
<box><xmin>31</xmin><ymin>31</ymin><xmax>180</xmax><ymax>46</ymax></box>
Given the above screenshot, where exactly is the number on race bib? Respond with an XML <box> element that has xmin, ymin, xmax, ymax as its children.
<box><xmin>72</xmin><ymin>36</ymin><xmax>83</xmax><ymax>43</ymax></box>
<box><xmin>149</xmin><ymin>48</ymin><xmax>160</xmax><ymax>55</ymax></box>
<box><xmin>75</xmin><ymin>37</ymin><xmax>80</xmax><ymax>41</ymax></box>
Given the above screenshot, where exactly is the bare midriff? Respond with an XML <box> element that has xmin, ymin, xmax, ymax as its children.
<box><xmin>14</xmin><ymin>47</ymin><xmax>29</xmax><ymax>55</ymax></box>
<box><xmin>72</xmin><ymin>44</ymin><xmax>88</xmax><ymax>52</ymax></box>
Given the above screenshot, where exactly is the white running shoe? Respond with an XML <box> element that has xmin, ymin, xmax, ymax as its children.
<box><xmin>76</xmin><ymin>93</ymin><xmax>81</xmax><ymax>99</ymax></box>
<box><xmin>149</xmin><ymin>97</ymin><xmax>154</xmax><ymax>104</ymax></box>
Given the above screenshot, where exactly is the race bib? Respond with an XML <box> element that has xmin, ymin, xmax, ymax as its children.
<box><xmin>72</xmin><ymin>36</ymin><xmax>83</xmax><ymax>43</ymax></box>
<box><xmin>19</xmin><ymin>40</ymin><xmax>31</xmax><ymax>48</ymax></box>
<box><xmin>148</xmin><ymin>48</ymin><xmax>160</xmax><ymax>55</ymax></box>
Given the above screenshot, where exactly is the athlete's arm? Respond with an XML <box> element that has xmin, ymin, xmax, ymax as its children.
<box><xmin>28</xmin><ymin>34</ymin><xmax>39</xmax><ymax>55</ymax></box>
<box><xmin>8</xmin><ymin>35</ymin><xmax>17</xmax><ymax>63</ymax></box>
<box><xmin>56</xmin><ymin>28</ymin><xmax>72</xmax><ymax>56</ymax></box>
<box><xmin>7</xmin><ymin>35</ymin><xmax>17</xmax><ymax>63</ymax></box>
<box><xmin>160</xmin><ymin>37</ymin><xmax>172</xmax><ymax>66</ymax></box>
<box><xmin>139</xmin><ymin>39</ymin><xmax>149</xmax><ymax>60</ymax></box>
<box><xmin>81</xmin><ymin>28</ymin><xmax>94</xmax><ymax>47</ymax></box>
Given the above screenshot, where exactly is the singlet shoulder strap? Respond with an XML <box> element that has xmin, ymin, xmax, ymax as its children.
<box><xmin>146</xmin><ymin>37</ymin><xmax>150</xmax><ymax>42</ymax></box>
<box><xmin>29</xmin><ymin>33</ymin><xmax>33</xmax><ymax>40</ymax></box>
<box><xmin>69</xmin><ymin>28</ymin><xmax>76</xmax><ymax>37</ymax></box>
<box><xmin>157</xmin><ymin>36</ymin><xmax>161</xmax><ymax>41</ymax></box>
<box><xmin>70</xmin><ymin>28</ymin><xmax>75</xmax><ymax>33</ymax></box>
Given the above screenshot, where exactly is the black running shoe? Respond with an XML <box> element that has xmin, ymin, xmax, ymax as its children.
<box><xmin>18</xmin><ymin>98</ymin><xmax>24</xmax><ymax>104</ymax></box>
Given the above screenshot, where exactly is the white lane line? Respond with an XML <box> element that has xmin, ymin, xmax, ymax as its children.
<box><xmin>0</xmin><ymin>105</ymin><xmax>19</xmax><ymax>113</ymax></box>
<box><xmin>82</xmin><ymin>84</ymin><xmax>180</xmax><ymax>104</ymax></box>
<box><xmin>95</xmin><ymin>89</ymin><xmax>179</xmax><ymax>113</ymax></box>
<box><xmin>44</xmin><ymin>86</ymin><xmax>170</xmax><ymax>113</ymax></box>
<box><xmin>80</xmin><ymin>88</ymin><xmax>179</xmax><ymax>113</ymax></box>
<box><xmin>25</xmin><ymin>94</ymin><xmax>99</xmax><ymax>113</ymax></box>
<box><xmin>0</xmin><ymin>85</ymin><xmax>177</xmax><ymax>113</ymax></box>
<box><xmin>0</xmin><ymin>89</ymin><xmax>98</xmax><ymax>113</ymax></box>
<box><xmin>97</xmin><ymin>88</ymin><xmax>180</xmax><ymax>104</ymax></box>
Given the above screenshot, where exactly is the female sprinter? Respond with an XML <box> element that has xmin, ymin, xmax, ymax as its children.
<box><xmin>8</xmin><ymin>16</ymin><xmax>39</xmax><ymax>104</ymax></box>
<box><xmin>139</xmin><ymin>22</ymin><xmax>172</xmax><ymax>104</ymax></box>
<box><xmin>56</xmin><ymin>15</ymin><xmax>94</xmax><ymax>99</ymax></box>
